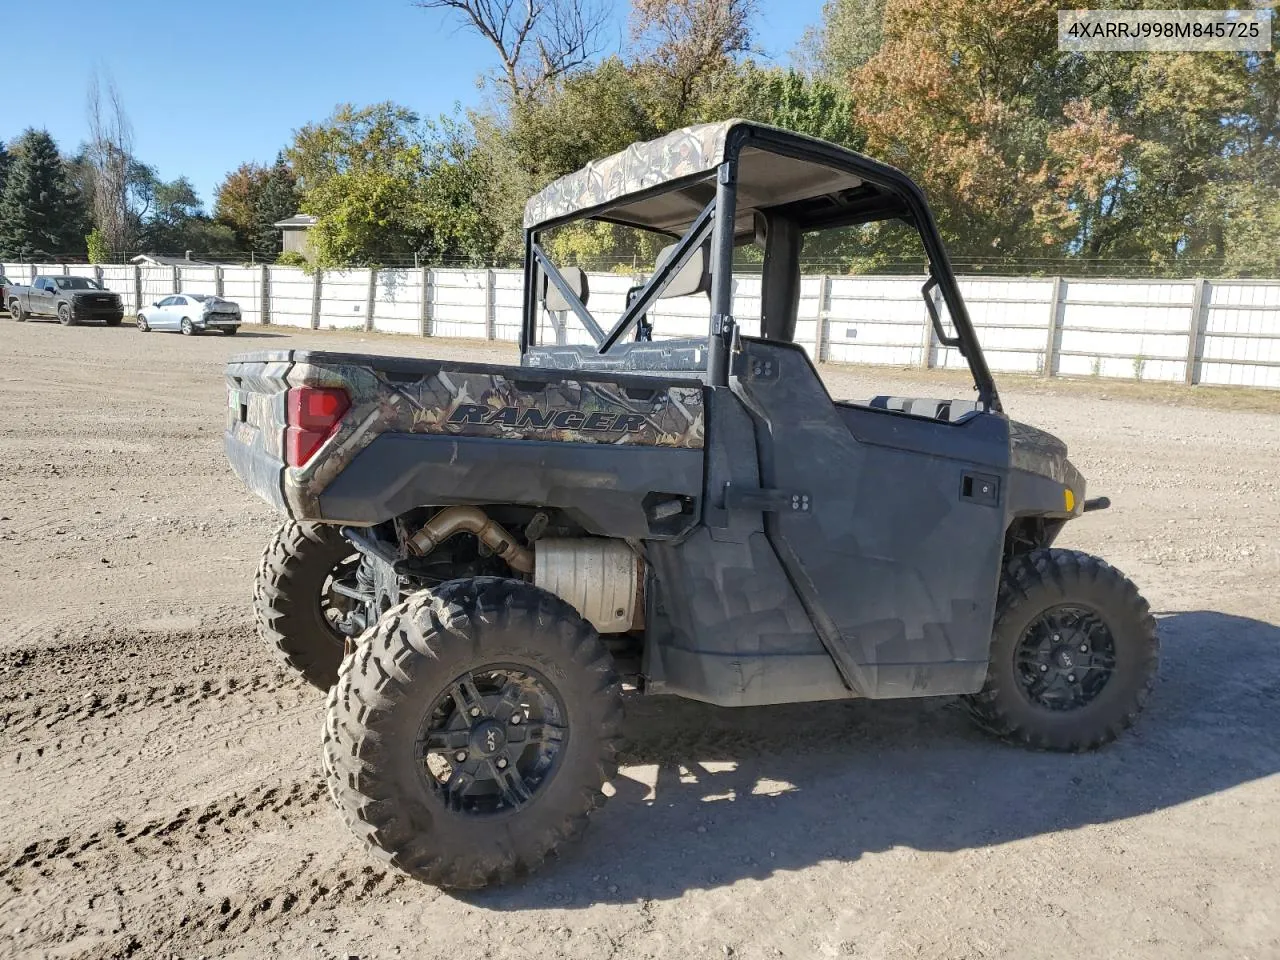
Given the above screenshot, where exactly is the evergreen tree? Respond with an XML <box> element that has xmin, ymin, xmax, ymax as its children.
<box><xmin>0</xmin><ymin>142</ymin><xmax>11</xmax><ymax>199</ymax></box>
<box><xmin>0</xmin><ymin>129</ymin><xmax>89</xmax><ymax>259</ymax></box>
<box><xmin>253</xmin><ymin>154</ymin><xmax>300</xmax><ymax>257</ymax></box>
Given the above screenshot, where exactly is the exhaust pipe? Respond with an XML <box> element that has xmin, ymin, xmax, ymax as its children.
<box><xmin>407</xmin><ymin>506</ymin><xmax>534</xmax><ymax>574</ymax></box>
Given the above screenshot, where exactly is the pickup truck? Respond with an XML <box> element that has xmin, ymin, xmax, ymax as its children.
<box><xmin>7</xmin><ymin>275</ymin><xmax>124</xmax><ymax>325</ymax></box>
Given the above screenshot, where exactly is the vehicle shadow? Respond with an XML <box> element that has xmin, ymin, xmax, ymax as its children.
<box><xmin>104</xmin><ymin>323</ymin><xmax>288</xmax><ymax>339</ymax></box>
<box><xmin>467</xmin><ymin>610</ymin><xmax>1280</xmax><ymax>908</ymax></box>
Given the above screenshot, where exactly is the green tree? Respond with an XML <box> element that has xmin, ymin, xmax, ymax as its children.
<box><xmin>86</xmin><ymin>227</ymin><xmax>108</xmax><ymax>263</ymax></box>
<box><xmin>0</xmin><ymin>142</ymin><xmax>10</xmax><ymax>199</ymax></box>
<box><xmin>214</xmin><ymin>162</ymin><xmax>271</xmax><ymax>246</ymax></box>
<box><xmin>796</xmin><ymin>0</ymin><xmax>885</xmax><ymax>79</ymax></box>
<box><xmin>847</xmin><ymin>0</ymin><xmax>1130</xmax><ymax>269</ymax></box>
<box><xmin>0</xmin><ymin>129</ymin><xmax>89</xmax><ymax>259</ymax></box>
<box><xmin>289</xmin><ymin>103</ymin><xmax>432</xmax><ymax>267</ymax></box>
<box><xmin>252</xmin><ymin>156</ymin><xmax>300</xmax><ymax>257</ymax></box>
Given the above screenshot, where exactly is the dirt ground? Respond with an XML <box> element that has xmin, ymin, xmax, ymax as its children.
<box><xmin>1</xmin><ymin>317</ymin><xmax>1278</xmax><ymax>960</ymax></box>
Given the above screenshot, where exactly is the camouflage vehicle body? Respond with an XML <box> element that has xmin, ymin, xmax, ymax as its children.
<box><xmin>227</xmin><ymin>351</ymin><xmax>706</xmax><ymax>535</ymax></box>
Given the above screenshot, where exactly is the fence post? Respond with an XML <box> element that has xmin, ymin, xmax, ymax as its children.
<box><xmin>1044</xmin><ymin>276</ymin><xmax>1065</xmax><ymax>378</ymax></box>
<box><xmin>93</xmin><ymin>265</ymin><xmax>103</xmax><ymax>286</ymax></box>
<box><xmin>814</xmin><ymin>274</ymin><xmax>830</xmax><ymax>362</ymax></box>
<box><xmin>311</xmin><ymin>268</ymin><xmax>322</xmax><ymax>330</ymax></box>
<box><xmin>484</xmin><ymin>268</ymin><xmax>496</xmax><ymax>340</ymax></box>
<box><xmin>261</xmin><ymin>266</ymin><xmax>271</xmax><ymax>326</ymax></box>
<box><xmin>133</xmin><ymin>265</ymin><xmax>142</xmax><ymax>315</ymax></box>
<box><xmin>920</xmin><ymin>280</ymin><xmax>936</xmax><ymax>369</ymax></box>
<box><xmin>172</xmin><ymin>265</ymin><xmax>180</xmax><ymax>293</ymax></box>
<box><xmin>364</xmin><ymin>268</ymin><xmax>377</xmax><ymax>333</ymax></box>
<box><xmin>420</xmin><ymin>266</ymin><xmax>432</xmax><ymax>337</ymax></box>
<box><xmin>1185</xmin><ymin>277</ymin><xmax>1209</xmax><ymax>385</ymax></box>
<box><xmin>214</xmin><ymin>266</ymin><xmax>224</xmax><ymax>299</ymax></box>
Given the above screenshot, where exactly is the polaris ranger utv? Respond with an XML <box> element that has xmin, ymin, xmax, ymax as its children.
<box><xmin>225</xmin><ymin>121</ymin><xmax>1156</xmax><ymax>889</ymax></box>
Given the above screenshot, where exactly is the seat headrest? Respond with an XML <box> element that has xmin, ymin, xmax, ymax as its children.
<box><xmin>653</xmin><ymin>242</ymin><xmax>710</xmax><ymax>299</ymax></box>
<box><xmin>540</xmin><ymin>266</ymin><xmax>589</xmax><ymax>311</ymax></box>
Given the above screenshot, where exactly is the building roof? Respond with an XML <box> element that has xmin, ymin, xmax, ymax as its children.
<box><xmin>273</xmin><ymin>214</ymin><xmax>318</xmax><ymax>228</ymax></box>
<box><xmin>130</xmin><ymin>254</ymin><xmax>226</xmax><ymax>267</ymax></box>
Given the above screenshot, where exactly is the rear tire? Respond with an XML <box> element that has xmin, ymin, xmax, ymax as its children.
<box><xmin>254</xmin><ymin>521</ymin><xmax>358</xmax><ymax>690</ymax></box>
<box><xmin>966</xmin><ymin>548</ymin><xmax>1158</xmax><ymax>751</ymax></box>
<box><xmin>8</xmin><ymin>301</ymin><xmax>22</xmax><ymax>322</ymax></box>
<box><xmin>323</xmin><ymin>578</ymin><xmax>624</xmax><ymax>889</ymax></box>
<box><xmin>181</xmin><ymin>317</ymin><xmax>195</xmax><ymax>335</ymax></box>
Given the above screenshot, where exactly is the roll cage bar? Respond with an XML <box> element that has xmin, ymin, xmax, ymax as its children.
<box><xmin>521</xmin><ymin>125</ymin><xmax>1002</xmax><ymax>413</ymax></box>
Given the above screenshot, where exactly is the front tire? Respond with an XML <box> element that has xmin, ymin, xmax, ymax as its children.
<box><xmin>323</xmin><ymin>578</ymin><xmax>624</xmax><ymax>889</ymax></box>
<box><xmin>223</xmin><ymin>326</ymin><xmax>239</xmax><ymax>335</ymax></box>
<box><xmin>180</xmin><ymin>317</ymin><xmax>195</xmax><ymax>335</ymax></box>
<box><xmin>966</xmin><ymin>548</ymin><xmax>1158</xmax><ymax>751</ymax></box>
<box><xmin>254</xmin><ymin>521</ymin><xmax>359</xmax><ymax>689</ymax></box>
<box><xmin>58</xmin><ymin>303</ymin><xmax>75</xmax><ymax>325</ymax></box>
<box><xmin>137</xmin><ymin>314</ymin><xmax>150</xmax><ymax>332</ymax></box>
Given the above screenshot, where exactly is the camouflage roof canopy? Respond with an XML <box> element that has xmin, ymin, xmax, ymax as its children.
<box><xmin>523</xmin><ymin>121</ymin><xmax>734</xmax><ymax>230</ymax></box>
<box><xmin>523</xmin><ymin>120</ymin><xmax>872</xmax><ymax>234</ymax></box>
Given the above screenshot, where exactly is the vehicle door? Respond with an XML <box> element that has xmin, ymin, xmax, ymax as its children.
<box><xmin>154</xmin><ymin>296</ymin><xmax>180</xmax><ymax>329</ymax></box>
<box><xmin>34</xmin><ymin>278</ymin><xmax>59</xmax><ymax>317</ymax></box>
<box><xmin>171</xmin><ymin>295</ymin><xmax>192</xmax><ymax>328</ymax></box>
<box><xmin>731</xmin><ymin>338</ymin><xmax>1011</xmax><ymax>700</ymax></box>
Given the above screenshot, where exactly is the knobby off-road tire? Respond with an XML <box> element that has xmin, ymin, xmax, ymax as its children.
<box><xmin>254</xmin><ymin>521</ymin><xmax>355</xmax><ymax>690</ymax></box>
<box><xmin>966</xmin><ymin>548</ymin><xmax>1158</xmax><ymax>751</ymax></box>
<box><xmin>323</xmin><ymin>577</ymin><xmax>624</xmax><ymax>889</ymax></box>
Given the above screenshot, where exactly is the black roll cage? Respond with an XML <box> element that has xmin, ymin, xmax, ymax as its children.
<box><xmin>521</xmin><ymin>125</ymin><xmax>1001</xmax><ymax>413</ymax></box>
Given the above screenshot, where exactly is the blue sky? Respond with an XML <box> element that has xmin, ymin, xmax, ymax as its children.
<box><xmin>3</xmin><ymin>0</ymin><xmax>824</xmax><ymax>211</ymax></box>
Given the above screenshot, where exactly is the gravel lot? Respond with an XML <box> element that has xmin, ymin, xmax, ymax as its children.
<box><xmin>2</xmin><ymin>317</ymin><xmax>1278</xmax><ymax>960</ymax></box>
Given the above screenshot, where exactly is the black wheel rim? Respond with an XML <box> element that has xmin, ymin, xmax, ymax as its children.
<box><xmin>415</xmin><ymin>665</ymin><xmax>567</xmax><ymax>816</ymax></box>
<box><xmin>319</xmin><ymin>553</ymin><xmax>361</xmax><ymax>640</ymax></box>
<box><xmin>1014</xmin><ymin>604</ymin><xmax>1117</xmax><ymax>710</ymax></box>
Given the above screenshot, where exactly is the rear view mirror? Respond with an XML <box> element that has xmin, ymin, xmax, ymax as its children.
<box><xmin>654</xmin><ymin>242</ymin><xmax>711</xmax><ymax>299</ymax></box>
<box><xmin>540</xmin><ymin>266</ymin><xmax>589</xmax><ymax>312</ymax></box>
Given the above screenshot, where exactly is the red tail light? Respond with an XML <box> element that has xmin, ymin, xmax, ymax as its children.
<box><xmin>286</xmin><ymin>386</ymin><xmax>350</xmax><ymax>467</ymax></box>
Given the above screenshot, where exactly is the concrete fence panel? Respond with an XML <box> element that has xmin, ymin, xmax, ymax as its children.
<box><xmin>429</xmin><ymin>269</ymin><xmax>490</xmax><ymax>340</ymax></box>
<box><xmin>1058</xmin><ymin>280</ymin><xmax>1193</xmax><ymax>382</ymax></box>
<box><xmin>318</xmin><ymin>269</ymin><xmax>370</xmax><ymax>330</ymax></box>
<box><xmin>222</xmin><ymin>266</ymin><xmax>265</xmax><ymax>325</ymax></box>
<box><xmin>99</xmin><ymin>266</ymin><xmax>138</xmax><ymax>313</ymax></box>
<box><xmin>370</xmin><ymin>268</ymin><xmax>424</xmax><ymax>337</ymax></box>
<box><xmin>139</xmin><ymin>266</ymin><xmax>175</xmax><ymax>308</ymax></box>
<box><xmin>1199</xmin><ymin>281</ymin><xmax>1280</xmax><ymax>388</ymax></box>
<box><xmin>177</xmin><ymin>266</ymin><xmax>218</xmax><ymax>297</ymax></box>
<box><xmin>268</xmin><ymin>266</ymin><xmax>313</xmax><ymax>328</ymax></box>
<box><xmin>826</xmin><ymin>276</ymin><xmax>926</xmax><ymax>368</ymax></box>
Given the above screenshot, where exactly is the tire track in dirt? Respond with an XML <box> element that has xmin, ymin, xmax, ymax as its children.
<box><xmin>0</xmin><ymin>776</ymin><xmax>412</xmax><ymax>959</ymax></box>
<box><xmin>0</xmin><ymin>624</ymin><xmax>288</xmax><ymax>741</ymax></box>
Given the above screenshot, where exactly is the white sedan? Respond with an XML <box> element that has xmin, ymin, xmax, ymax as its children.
<box><xmin>137</xmin><ymin>293</ymin><xmax>241</xmax><ymax>335</ymax></box>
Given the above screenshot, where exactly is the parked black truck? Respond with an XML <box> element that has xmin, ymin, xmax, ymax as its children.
<box><xmin>225</xmin><ymin>121</ymin><xmax>1157</xmax><ymax>890</ymax></box>
<box><xmin>7</xmin><ymin>275</ymin><xmax>124</xmax><ymax>325</ymax></box>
